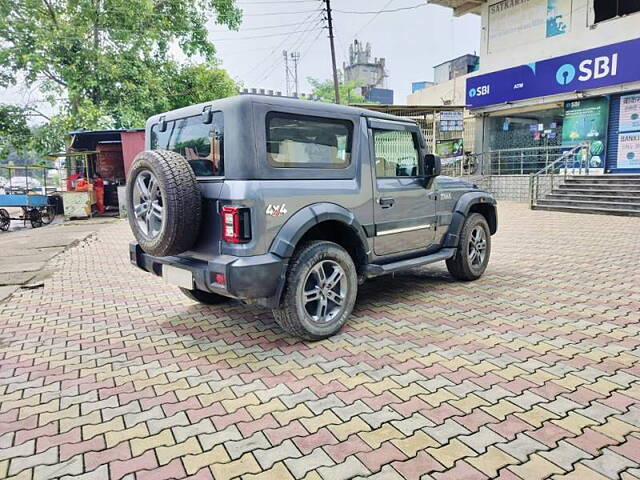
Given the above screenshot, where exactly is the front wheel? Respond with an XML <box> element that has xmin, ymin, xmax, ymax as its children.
<box><xmin>273</xmin><ymin>241</ymin><xmax>358</xmax><ymax>340</ymax></box>
<box><xmin>446</xmin><ymin>213</ymin><xmax>491</xmax><ymax>281</ymax></box>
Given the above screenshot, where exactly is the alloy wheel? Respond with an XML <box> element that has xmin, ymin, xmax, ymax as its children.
<box><xmin>132</xmin><ymin>170</ymin><xmax>164</xmax><ymax>238</ymax></box>
<box><xmin>467</xmin><ymin>225</ymin><xmax>487</xmax><ymax>267</ymax></box>
<box><xmin>302</xmin><ymin>260</ymin><xmax>347</xmax><ymax>324</ymax></box>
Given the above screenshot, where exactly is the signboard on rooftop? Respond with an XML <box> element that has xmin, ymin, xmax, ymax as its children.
<box><xmin>488</xmin><ymin>0</ymin><xmax>571</xmax><ymax>52</ymax></box>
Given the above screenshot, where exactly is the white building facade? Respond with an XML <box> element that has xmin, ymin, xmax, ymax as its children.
<box><xmin>414</xmin><ymin>0</ymin><xmax>640</xmax><ymax>174</ymax></box>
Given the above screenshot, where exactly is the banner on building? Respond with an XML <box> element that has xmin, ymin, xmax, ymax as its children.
<box><xmin>562</xmin><ymin>98</ymin><xmax>609</xmax><ymax>168</ymax></box>
<box><xmin>619</xmin><ymin>94</ymin><xmax>640</xmax><ymax>133</ymax></box>
<box><xmin>488</xmin><ymin>0</ymin><xmax>545</xmax><ymax>52</ymax></box>
<box><xmin>546</xmin><ymin>0</ymin><xmax>571</xmax><ymax>37</ymax></box>
<box><xmin>439</xmin><ymin>111</ymin><xmax>464</xmax><ymax>132</ymax></box>
<box><xmin>436</xmin><ymin>139</ymin><xmax>464</xmax><ymax>163</ymax></box>
<box><xmin>617</xmin><ymin>133</ymin><xmax>640</xmax><ymax>169</ymax></box>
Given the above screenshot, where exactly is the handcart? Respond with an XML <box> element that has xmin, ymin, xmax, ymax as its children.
<box><xmin>0</xmin><ymin>165</ymin><xmax>58</xmax><ymax>231</ymax></box>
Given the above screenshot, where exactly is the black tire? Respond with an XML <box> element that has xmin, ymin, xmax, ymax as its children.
<box><xmin>273</xmin><ymin>241</ymin><xmax>358</xmax><ymax>340</ymax></box>
<box><xmin>180</xmin><ymin>288</ymin><xmax>230</xmax><ymax>305</ymax></box>
<box><xmin>40</xmin><ymin>205</ymin><xmax>56</xmax><ymax>225</ymax></box>
<box><xmin>0</xmin><ymin>209</ymin><xmax>10</xmax><ymax>231</ymax></box>
<box><xmin>446</xmin><ymin>213</ymin><xmax>491</xmax><ymax>281</ymax></box>
<box><xmin>126</xmin><ymin>150</ymin><xmax>202</xmax><ymax>257</ymax></box>
<box><xmin>29</xmin><ymin>208</ymin><xmax>43</xmax><ymax>228</ymax></box>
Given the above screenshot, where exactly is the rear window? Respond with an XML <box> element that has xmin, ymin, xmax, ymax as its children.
<box><xmin>150</xmin><ymin>112</ymin><xmax>224</xmax><ymax>177</ymax></box>
<box><xmin>266</xmin><ymin>113</ymin><xmax>352</xmax><ymax>168</ymax></box>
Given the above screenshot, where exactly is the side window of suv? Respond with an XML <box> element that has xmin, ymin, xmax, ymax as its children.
<box><xmin>150</xmin><ymin>113</ymin><xmax>224</xmax><ymax>177</ymax></box>
<box><xmin>267</xmin><ymin>113</ymin><xmax>352</xmax><ymax>168</ymax></box>
<box><xmin>373</xmin><ymin>130</ymin><xmax>420</xmax><ymax>178</ymax></box>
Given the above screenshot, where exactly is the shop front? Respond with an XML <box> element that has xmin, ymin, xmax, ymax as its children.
<box><xmin>467</xmin><ymin>37</ymin><xmax>640</xmax><ymax>174</ymax></box>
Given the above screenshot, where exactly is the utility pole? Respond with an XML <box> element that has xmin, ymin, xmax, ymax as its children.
<box><xmin>283</xmin><ymin>50</ymin><xmax>300</xmax><ymax>97</ymax></box>
<box><xmin>283</xmin><ymin>50</ymin><xmax>290</xmax><ymax>97</ymax></box>
<box><xmin>324</xmin><ymin>0</ymin><xmax>341</xmax><ymax>104</ymax></box>
<box><xmin>291</xmin><ymin>52</ymin><xmax>300</xmax><ymax>97</ymax></box>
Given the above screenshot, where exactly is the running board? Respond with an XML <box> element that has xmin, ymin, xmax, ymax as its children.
<box><xmin>364</xmin><ymin>248</ymin><xmax>456</xmax><ymax>278</ymax></box>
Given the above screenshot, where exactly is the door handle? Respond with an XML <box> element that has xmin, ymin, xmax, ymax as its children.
<box><xmin>379</xmin><ymin>197</ymin><xmax>395</xmax><ymax>208</ymax></box>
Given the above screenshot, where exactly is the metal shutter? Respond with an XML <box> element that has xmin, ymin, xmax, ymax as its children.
<box><xmin>607</xmin><ymin>92</ymin><xmax>640</xmax><ymax>174</ymax></box>
<box><xmin>606</xmin><ymin>94</ymin><xmax>620</xmax><ymax>173</ymax></box>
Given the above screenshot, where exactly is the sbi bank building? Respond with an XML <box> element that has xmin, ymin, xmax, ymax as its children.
<box><xmin>430</xmin><ymin>0</ymin><xmax>640</xmax><ymax>174</ymax></box>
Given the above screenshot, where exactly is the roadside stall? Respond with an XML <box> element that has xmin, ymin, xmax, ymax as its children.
<box><xmin>45</xmin><ymin>151</ymin><xmax>98</xmax><ymax>219</ymax></box>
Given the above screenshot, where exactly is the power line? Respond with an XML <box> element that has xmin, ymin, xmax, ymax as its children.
<box><xmin>253</xmin><ymin>12</ymin><xmax>324</xmax><ymax>85</ymax></box>
<box><xmin>237</xmin><ymin>0</ymin><xmax>317</xmax><ymax>4</ymax></box>
<box><xmin>210</xmin><ymin>19</ymin><xmax>320</xmax><ymax>32</ymax></box>
<box><xmin>242</xmin><ymin>9</ymin><xmax>321</xmax><ymax>16</ymax></box>
<box><xmin>210</xmin><ymin>27</ymin><xmax>322</xmax><ymax>41</ymax></box>
<box><xmin>242</xmin><ymin>9</ymin><xmax>324</xmax><ymax>82</ymax></box>
<box><xmin>353</xmin><ymin>0</ymin><xmax>396</xmax><ymax>38</ymax></box>
<box><xmin>335</xmin><ymin>4</ymin><xmax>427</xmax><ymax>14</ymax></box>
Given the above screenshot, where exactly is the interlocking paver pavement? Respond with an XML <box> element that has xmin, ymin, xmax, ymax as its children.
<box><xmin>1</xmin><ymin>202</ymin><xmax>640</xmax><ymax>479</ymax></box>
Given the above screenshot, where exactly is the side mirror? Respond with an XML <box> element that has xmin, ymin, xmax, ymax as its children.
<box><xmin>158</xmin><ymin>116</ymin><xmax>167</xmax><ymax>132</ymax></box>
<box><xmin>424</xmin><ymin>154</ymin><xmax>441</xmax><ymax>178</ymax></box>
<box><xmin>202</xmin><ymin>106</ymin><xmax>213</xmax><ymax>124</ymax></box>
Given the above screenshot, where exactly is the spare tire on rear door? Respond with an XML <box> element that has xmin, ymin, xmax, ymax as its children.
<box><xmin>126</xmin><ymin>150</ymin><xmax>202</xmax><ymax>257</ymax></box>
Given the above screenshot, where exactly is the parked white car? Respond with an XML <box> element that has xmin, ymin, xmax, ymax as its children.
<box><xmin>5</xmin><ymin>176</ymin><xmax>43</xmax><ymax>193</ymax></box>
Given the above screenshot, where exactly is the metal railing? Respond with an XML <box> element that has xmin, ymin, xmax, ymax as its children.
<box><xmin>528</xmin><ymin>143</ymin><xmax>591</xmax><ymax>208</ymax></box>
<box><xmin>441</xmin><ymin>144</ymin><xmax>593</xmax><ymax>179</ymax></box>
<box><xmin>441</xmin><ymin>153</ymin><xmax>482</xmax><ymax>179</ymax></box>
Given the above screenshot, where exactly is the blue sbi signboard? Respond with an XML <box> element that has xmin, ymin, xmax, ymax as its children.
<box><xmin>466</xmin><ymin>38</ymin><xmax>640</xmax><ymax>109</ymax></box>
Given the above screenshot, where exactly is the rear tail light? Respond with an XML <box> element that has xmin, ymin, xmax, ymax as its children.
<box><xmin>221</xmin><ymin>206</ymin><xmax>251</xmax><ymax>243</ymax></box>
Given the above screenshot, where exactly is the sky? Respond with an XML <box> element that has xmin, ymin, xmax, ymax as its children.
<box><xmin>213</xmin><ymin>0</ymin><xmax>481</xmax><ymax>102</ymax></box>
<box><xmin>0</xmin><ymin>0</ymin><xmax>481</xmax><ymax>117</ymax></box>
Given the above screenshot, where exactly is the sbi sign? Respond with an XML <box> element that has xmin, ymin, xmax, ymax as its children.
<box><xmin>556</xmin><ymin>54</ymin><xmax>619</xmax><ymax>86</ymax></box>
<box><xmin>466</xmin><ymin>38</ymin><xmax>639</xmax><ymax>108</ymax></box>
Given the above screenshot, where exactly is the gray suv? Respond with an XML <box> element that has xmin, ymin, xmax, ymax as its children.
<box><xmin>127</xmin><ymin>95</ymin><xmax>497</xmax><ymax>339</ymax></box>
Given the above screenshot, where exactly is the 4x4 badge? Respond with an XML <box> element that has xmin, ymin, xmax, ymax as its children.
<box><xmin>266</xmin><ymin>204</ymin><xmax>288</xmax><ymax>217</ymax></box>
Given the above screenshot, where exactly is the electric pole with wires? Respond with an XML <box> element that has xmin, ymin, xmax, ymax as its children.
<box><xmin>323</xmin><ymin>0</ymin><xmax>341</xmax><ymax>104</ymax></box>
<box><xmin>283</xmin><ymin>50</ymin><xmax>300</xmax><ymax>97</ymax></box>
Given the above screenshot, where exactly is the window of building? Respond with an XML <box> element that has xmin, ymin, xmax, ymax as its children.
<box><xmin>373</xmin><ymin>130</ymin><xmax>421</xmax><ymax>178</ymax></box>
<box><xmin>594</xmin><ymin>0</ymin><xmax>640</xmax><ymax>23</ymax></box>
<box><xmin>150</xmin><ymin>113</ymin><xmax>224</xmax><ymax>176</ymax></box>
<box><xmin>266</xmin><ymin>113</ymin><xmax>352</xmax><ymax>168</ymax></box>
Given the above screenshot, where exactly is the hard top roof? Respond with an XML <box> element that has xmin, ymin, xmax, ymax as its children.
<box><xmin>149</xmin><ymin>95</ymin><xmax>417</xmax><ymax>125</ymax></box>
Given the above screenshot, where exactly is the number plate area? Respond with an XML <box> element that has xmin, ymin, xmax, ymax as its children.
<box><xmin>163</xmin><ymin>265</ymin><xmax>193</xmax><ymax>290</ymax></box>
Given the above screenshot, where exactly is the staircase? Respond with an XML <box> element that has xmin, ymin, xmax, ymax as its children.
<box><xmin>533</xmin><ymin>175</ymin><xmax>640</xmax><ymax>217</ymax></box>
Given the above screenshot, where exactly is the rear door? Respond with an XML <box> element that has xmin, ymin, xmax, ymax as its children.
<box><xmin>369</xmin><ymin>119</ymin><xmax>436</xmax><ymax>257</ymax></box>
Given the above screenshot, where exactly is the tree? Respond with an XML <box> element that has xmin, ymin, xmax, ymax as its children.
<box><xmin>308</xmin><ymin>78</ymin><xmax>366</xmax><ymax>105</ymax></box>
<box><xmin>0</xmin><ymin>105</ymin><xmax>31</xmax><ymax>156</ymax></box>
<box><xmin>0</xmin><ymin>0</ymin><xmax>242</xmax><ymax>129</ymax></box>
<box><xmin>165</xmin><ymin>64</ymin><xmax>238</xmax><ymax>111</ymax></box>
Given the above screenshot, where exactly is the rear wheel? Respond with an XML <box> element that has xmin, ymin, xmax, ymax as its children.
<box><xmin>446</xmin><ymin>213</ymin><xmax>491</xmax><ymax>281</ymax></box>
<box><xmin>180</xmin><ymin>288</ymin><xmax>230</xmax><ymax>305</ymax></box>
<box><xmin>0</xmin><ymin>209</ymin><xmax>10</xmax><ymax>231</ymax></box>
<box><xmin>273</xmin><ymin>241</ymin><xmax>358</xmax><ymax>340</ymax></box>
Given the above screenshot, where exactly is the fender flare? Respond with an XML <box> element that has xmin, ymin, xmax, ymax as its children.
<box><xmin>443</xmin><ymin>192</ymin><xmax>497</xmax><ymax>248</ymax></box>
<box><xmin>269</xmin><ymin>203</ymin><xmax>371</xmax><ymax>259</ymax></box>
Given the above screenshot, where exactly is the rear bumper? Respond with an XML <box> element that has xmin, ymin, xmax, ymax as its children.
<box><xmin>129</xmin><ymin>243</ymin><xmax>287</xmax><ymax>306</ymax></box>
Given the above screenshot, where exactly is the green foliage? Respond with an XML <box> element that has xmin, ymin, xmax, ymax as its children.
<box><xmin>167</xmin><ymin>64</ymin><xmax>239</xmax><ymax>111</ymax></box>
<box><xmin>0</xmin><ymin>105</ymin><xmax>31</xmax><ymax>156</ymax></box>
<box><xmin>0</xmin><ymin>0</ymin><xmax>242</xmax><ymax>131</ymax></box>
<box><xmin>308</xmin><ymin>78</ymin><xmax>367</xmax><ymax>105</ymax></box>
